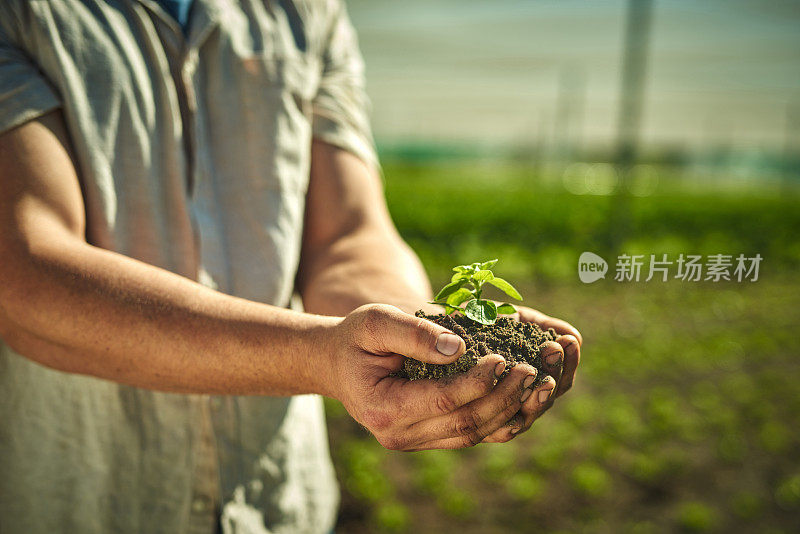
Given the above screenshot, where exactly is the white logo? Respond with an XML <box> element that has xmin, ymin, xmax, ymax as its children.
<box><xmin>578</xmin><ymin>252</ymin><xmax>608</xmax><ymax>283</ymax></box>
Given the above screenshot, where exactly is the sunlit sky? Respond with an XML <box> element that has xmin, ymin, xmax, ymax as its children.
<box><xmin>347</xmin><ymin>0</ymin><xmax>800</xmax><ymax>152</ymax></box>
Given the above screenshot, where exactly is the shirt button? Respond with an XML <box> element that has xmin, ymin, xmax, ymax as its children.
<box><xmin>191</xmin><ymin>496</ymin><xmax>209</xmax><ymax>513</ymax></box>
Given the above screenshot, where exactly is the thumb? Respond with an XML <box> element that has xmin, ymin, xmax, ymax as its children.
<box><xmin>354</xmin><ymin>304</ymin><xmax>466</xmax><ymax>364</ymax></box>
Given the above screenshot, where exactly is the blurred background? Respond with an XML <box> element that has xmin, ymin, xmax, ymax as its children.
<box><xmin>325</xmin><ymin>1</ymin><xmax>800</xmax><ymax>532</ymax></box>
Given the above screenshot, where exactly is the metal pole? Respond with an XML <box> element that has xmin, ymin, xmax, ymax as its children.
<box><xmin>616</xmin><ymin>0</ymin><xmax>653</xmax><ymax>178</ymax></box>
<box><xmin>611</xmin><ymin>0</ymin><xmax>654</xmax><ymax>248</ymax></box>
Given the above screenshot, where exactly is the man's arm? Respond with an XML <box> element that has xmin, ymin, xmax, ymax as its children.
<box><xmin>297</xmin><ymin>140</ymin><xmax>434</xmax><ymax>315</ymax></box>
<box><xmin>0</xmin><ymin>112</ymin><xmax>546</xmax><ymax>450</ymax></box>
<box><xmin>0</xmin><ymin>112</ymin><xmax>340</xmax><ymax>396</ymax></box>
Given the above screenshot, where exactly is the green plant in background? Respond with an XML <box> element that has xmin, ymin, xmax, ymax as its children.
<box><xmin>339</xmin><ymin>440</ymin><xmax>393</xmax><ymax>503</ymax></box>
<box><xmin>372</xmin><ymin>501</ymin><xmax>411</xmax><ymax>533</ymax></box>
<box><xmin>430</xmin><ymin>259</ymin><xmax>523</xmax><ymax>325</ymax></box>
<box><xmin>730</xmin><ymin>491</ymin><xmax>765</xmax><ymax>520</ymax></box>
<box><xmin>676</xmin><ymin>501</ymin><xmax>720</xmax><ymax>533</ymax></box>
<box><xmin>506</xmin><ymin>471</ymin><xmax>546</xmax><ymax>501</ymax></box>
<box><xmin>774</xmin><ymin>473</ymin><xmax>800</xmax><ymax>510</ymax></box>
<box><xmin>570</xmin><ymin>461</ymin><xmax>612</xmax><ymax>498</ymax></box>
<box><xmin>437</xmin><ymin>489</ymin><xmax>475</xmax><ymax>519</ymax></box>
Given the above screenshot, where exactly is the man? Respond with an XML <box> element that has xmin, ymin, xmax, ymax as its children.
<box><xmin>0</xmin><ymin>1</ymin><xmax>581</xmax><ymax>532</ymax></box>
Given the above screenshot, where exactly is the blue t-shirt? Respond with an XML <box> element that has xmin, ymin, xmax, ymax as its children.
<box><xmin>155</xmin><ymin>0</ymin><xmax>194</xmax><ymax>31</ymax></box>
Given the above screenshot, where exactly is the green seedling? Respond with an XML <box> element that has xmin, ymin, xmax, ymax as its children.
<box><xmin>430</xmin><ymin>259</ymin><xmax>523</xmax><ymax>325</ymax></box>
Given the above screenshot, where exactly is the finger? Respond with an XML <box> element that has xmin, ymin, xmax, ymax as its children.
<box><xmin>374</xmin><ymin>354</ymin><xmax>506</xmax><ymax>424</ymax></box>
<box><xmin>538</xmin><ymin>340</ymin><xmax>564</xmax><ymax>386</ymax></box>
<box><xmin>408</xmin><ymin>363</ymin><xmax>537</xmax><ymax>449</ymax></box>
<box><xmin>517</xmin><ymin>307</ymin><xmax>583</xmax><ymax>346</ymax></box>
<box><xmin>482</xmin><ymin>412</ymin><xmax>524</xmax><ymax>443</ymax></box>
<box><xmin>517</xmin><ymin>377</ymin><xmax>557</xmax><ymax>433</ymax></box>
<box><xmin>356</xmin><ymin>304</ymin><xmax>466</xmax><ymax>364</ymax></box>
<box><xmin>554</xmin><ymin>335</ymin><xmax>580</xmax><ymax>397</ymax></box>
<box><xmin>482</xmin><ymin>377</ymin><xmax>557</xmax><ymax>443</ymax></box>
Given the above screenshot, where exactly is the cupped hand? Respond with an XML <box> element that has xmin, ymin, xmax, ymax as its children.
<box><xmin>481</xmin><ymin>304</ymin><xmax>582</xmax><ymax>443</ymax></box>
<box><xmin>326</xmin><ymin>303</ymin><xmax>546</xmax><ymax>450</ymax></box>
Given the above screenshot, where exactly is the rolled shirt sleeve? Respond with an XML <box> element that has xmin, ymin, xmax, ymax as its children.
<box><xmin>0</xmin><ymin>27</ymin><xmax>61</xmax><ymax>134</ymax></box>
<box><xmin>312</xmin><ymin>1</ymin><xmax>379</xmax><ymax>170</ymax></box>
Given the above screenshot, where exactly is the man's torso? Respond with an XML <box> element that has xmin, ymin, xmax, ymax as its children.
<box><xmin>0</xmin><ymin>1</ymin><xmax>358</xmax><ymax>532</ymax></box>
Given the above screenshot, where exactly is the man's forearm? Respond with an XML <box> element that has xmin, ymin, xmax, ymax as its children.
<box><xmin>297</xmin><ymin>140</ymin><xmax>438</xmax><ymax>317</ymax></box>
<box><xmin>298</xmin><ymin>226</ymin><xmax>436</xmax><ymax>317</ymax></box>
<box><xmin>0</xmin><ymin>235</ymin><xmax>339</xmax><ymax>397</ymax></box>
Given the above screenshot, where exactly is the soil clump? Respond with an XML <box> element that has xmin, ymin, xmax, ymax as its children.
<box><xmin>396</xmin><ymin>311</ymin><xmax>560</xmax><ymax>387</ymax></box>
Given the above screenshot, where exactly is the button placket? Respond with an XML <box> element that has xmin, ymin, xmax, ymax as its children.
<box><xmin>186</xmin><ymin>396</ymin><xmax>222</xmax><ymax>533</ymax></box>
<box><xmin>181</xmin><ymin>54</ymin><xmax>198</xmax><ymax>112</ymax></box>
<box><xmin>178</xmin><ymin>50</ymin><xmax>199</xmax><ymax>194</ymax></box>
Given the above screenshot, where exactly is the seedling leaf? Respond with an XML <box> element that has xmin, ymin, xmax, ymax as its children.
<box><xmin>486</xmin><ymin>277</ymin><xmax>523</xmax><ymax>300</ymax></box>
<box><xmin>473</xmin><ymin>269</ymin><xmax>494</xmax><ymax>282</ymax></box>
<box><xmin>465</xmin><ymin>299</ymin><xmax>497</xmax><ymax>325</ymax></box>
<box><xmin>479</xmin><ymin>259</ymin><xmax>499</xmax><ymax>270</ymax></box>
<box><xmin>446</xmin><ymin>288</ymin><xmax>475</xmax><ymax>307</ymax></box>
<box><xmin>496</xmin><ymin>303</ymin><xmax>517</xmax><ymax>315</ymax></box>
<box><xmin>435</xmin><ymin>279</ymin><xmax>466</xmax><ymax>301</ymax></box>
<box><xmin>451</xmin><ymin>271</ymin><xmax>470</xmax><ymax>283</ymax></box>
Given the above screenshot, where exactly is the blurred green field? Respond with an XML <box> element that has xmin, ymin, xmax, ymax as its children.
<box><xmin>326</xmin><ymin>161</ymin><xmax>800</xmax><ymax>533</ymax></box>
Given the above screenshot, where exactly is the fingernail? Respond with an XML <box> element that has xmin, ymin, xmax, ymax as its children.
<box><xmin>522</xmin><ymin>375</ymin><xmax>535</xmax><ymax>389</ymax></box>
<box><xmin>538</xmin><ymin>388</ymin><xmax>553</xmax><ymax>404</ymax></box>
<box><xmin>545</xmin><ymin>351</ymin><xmax>562</xmax><ymax>366</ymax></box>
<box><xmin>520</xmin><ymin>388</ymin><xmax>533</xmax><ymax>403</ymax></box>
<box><xmin>494</xmin><ymin>361</ymin><xmax>506</xmax><ymax>378</ymax></box>
<box><xmin>436</xmin><ymin>333</ymin><xmax>462</xmax><ymax>356</ymax></box>
<box><xmin>510</xmin><ymin>426</ymin><xmax>521</xmax><ymax>435</ymax></box>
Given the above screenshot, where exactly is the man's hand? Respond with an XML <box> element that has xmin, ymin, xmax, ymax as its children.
<box><xmin>484</xmin><ymin>305</ymin><xmax>582</xmax><ymax>441</ymax></box>
<box><xmin>324</xmin><ymin>303</ymin><xmax>557</xmax><ymax>450</ymax></box>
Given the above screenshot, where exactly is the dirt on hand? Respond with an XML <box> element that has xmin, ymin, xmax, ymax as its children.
<box><xmin>396</xmin><ymin>311</ymin><xmax>560</xmax><ymax>386</ymax></box>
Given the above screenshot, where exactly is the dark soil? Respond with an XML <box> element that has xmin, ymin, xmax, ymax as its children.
<box><xmin>396</xmin><ymin>311</ymin><xmax>560</xmax><ymax>386</ymax></box>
